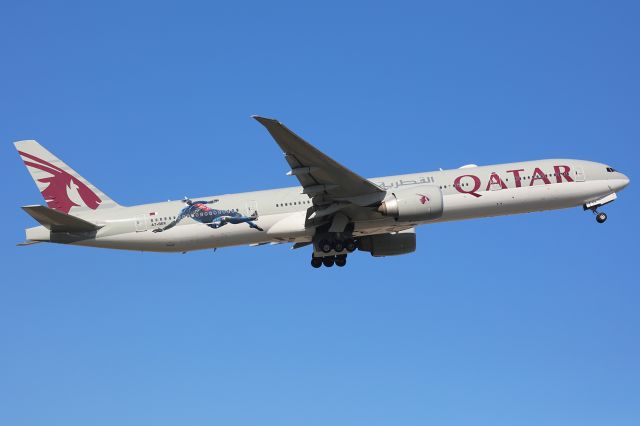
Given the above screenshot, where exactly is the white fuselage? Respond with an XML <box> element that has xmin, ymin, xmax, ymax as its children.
<box><xmin>25</xmin><ymin>158</ymin><xmax>629</xmax><ymax>253</ymax></box>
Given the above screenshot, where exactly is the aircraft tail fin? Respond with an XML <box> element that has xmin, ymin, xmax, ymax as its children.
<box><xmin>14</xmin><ymin>140</ymin><xmax>120</xmax><ymax>215</ymax></box>
<box><xmin>21</xmin><ymin>205</ymin><xmax>101</xmax><ymax>232</ymax></box>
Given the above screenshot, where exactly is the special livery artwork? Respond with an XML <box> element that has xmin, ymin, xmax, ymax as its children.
<box><xmin>152</xmin><ymin>199</ymin><xmax>264</xmax><ymax>233</ymax></box>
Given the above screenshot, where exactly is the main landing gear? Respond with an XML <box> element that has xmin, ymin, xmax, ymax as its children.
<box><xmin>311</xmin><ymin>254</ymin><xmax>348</xmax><ymax>268</ymax></box>
<box><xmin>311</xmin><ymin>237</ymin><xmax>356</xmax><ymax>268</ymax></box>
<box><xmin>318</xmin><ymin>238</ymin><xmax>357</xmax><ymax>255</ymax></box>
<box><xmin>311</xmin><ymin>227</ymin><xmax>358</xmax><ymax>268</ymax></box>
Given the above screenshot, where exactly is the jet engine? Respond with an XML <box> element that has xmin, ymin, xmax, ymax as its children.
<box><xmin>358</xmin><ymin>228</ymin><xmax>416</xmax><ymax>257</ymax></box>
<box><xmin>377</xmin><ymin>185</ymin><xmax>443</xmax><ymax>222</ymax></box>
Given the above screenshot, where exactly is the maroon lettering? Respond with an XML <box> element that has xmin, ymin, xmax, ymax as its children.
<box><xmin>529</xmin><ymin>167</ymin><xmax>551</xmax><ymax>186</ymax></box>
<box><xmin>485</xmin><ymin>172</ymin><xmax>508</xmax><ymax>190</ymax></box>
<box><xmin>553</xmin><ymin>165</ymin><xmax>574</xmax><ymax>183</ymax></box>
<box><xmin>507</xmin><ymin>169</ymin><xmax>525</xmax><ymax>188</ymax></box>
<box><xmin>454</xmin><ymin>174</ymin><xmax>482</xmax><ymax>198</ymax></box>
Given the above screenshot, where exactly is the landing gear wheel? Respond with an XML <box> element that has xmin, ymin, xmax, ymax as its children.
<box><xmin>596</xmin><ymin>212</ymin><xmax>607</xmax><ymax>224</ymax></box>
<box><xmin>333</xmin><ymin>241</ymin><xmax>344</xmax><ymax>253</ymax></box>
<box><xmin>322</xmin><ymin>256</ymin><xmax>335</xmax><ymax>267</ymax></box>
<box><xmin>319</xmin><ymin>239</ymin><xmax>332</xmax><ymax>253</ymax></box>
<box><xmin>345</xmin><ymin>239</ymin><xmax>357</xmax><ymax>253</ymax></box>
<box><xmin>335</xmin><ymin>255</ymin><xmax>347</xmax><ymax>267</ymax></box>
<box><xmin>311</xmin><ymin>257</ymin><xmax>322</xmax><ymax>268</ymax></box>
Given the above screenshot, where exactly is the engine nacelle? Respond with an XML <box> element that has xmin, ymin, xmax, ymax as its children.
<box><xmin>377</xmin><ymin>185</ymin><xmax>443</xmax><ymax>222</ymax></box>
<box><xmin>358</xmin><ymin>228</ymin><xmax>416</xmax><ymax>257</ymax></box>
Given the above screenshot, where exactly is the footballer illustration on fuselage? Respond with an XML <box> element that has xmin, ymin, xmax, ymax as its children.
<box><xmin>152</xmin><ymin>198</ymin><xmax>264</xmax><ymax>233</ymax></box>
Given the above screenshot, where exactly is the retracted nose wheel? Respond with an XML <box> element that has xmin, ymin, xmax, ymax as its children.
<box><xmin>596</xmin><ymin>212</ymin><xmax>607</xmax><ymax>224</ymax></box>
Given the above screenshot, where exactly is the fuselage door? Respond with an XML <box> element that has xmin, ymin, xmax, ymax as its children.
<box><xmin>246</xmin><ymin>200</ymin><xmax>258</xmax><ymax>216</ymax></box>
<box><xmin>575</xmin><ymin>166</ymin><xmax>586</xmax><ymax>182</ymax></box>
<box><xmin>134</xmin><ymin>215</ymin><xmax>148</xmax><ymax>232</ymax></box>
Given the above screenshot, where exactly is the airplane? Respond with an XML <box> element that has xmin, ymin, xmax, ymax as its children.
<box><xmin>14</xmin><ymin>116</ymin><xmax>630</xmax><ymax>268</ymax></box>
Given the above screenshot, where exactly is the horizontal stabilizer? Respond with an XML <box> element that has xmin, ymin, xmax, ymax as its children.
<box><xmin>22</xmin><ymin>205</ymin><xmax>101</xmax><ymax>232</ymax></box>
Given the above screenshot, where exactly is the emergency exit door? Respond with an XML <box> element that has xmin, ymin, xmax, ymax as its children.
<box><xmin>134</xmin><ymin>215</ymin><xmax>148</xmax><ymax>232</ymax></box>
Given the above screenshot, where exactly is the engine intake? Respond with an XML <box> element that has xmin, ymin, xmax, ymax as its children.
<box><xmin>377</xmin><ymin>185</ymin><xmax>443</xmax><ymax>222</ymax></box>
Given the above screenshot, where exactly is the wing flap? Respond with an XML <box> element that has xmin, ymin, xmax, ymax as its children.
<box><xmin>16</xmin><ymin>240</ymin><xmax>42</xmax><ymax>247</ymax></box>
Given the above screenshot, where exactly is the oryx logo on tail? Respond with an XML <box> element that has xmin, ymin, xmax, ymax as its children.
<box><xmin>18</xmin><ymin>150</ymin><xmax>102</xmax><ymax>214</ymax></box>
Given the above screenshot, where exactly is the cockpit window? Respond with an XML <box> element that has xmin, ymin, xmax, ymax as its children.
<box><xmin>606</xmin><ymin>167</ymin><xmax>616</xmax><ymax>172</ymax></box>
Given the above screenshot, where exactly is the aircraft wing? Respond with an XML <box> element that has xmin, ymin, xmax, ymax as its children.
<box><xmin>253</xmin><ymin>116</ymin><xmax>385</xmax><ymax>205</ymax></box>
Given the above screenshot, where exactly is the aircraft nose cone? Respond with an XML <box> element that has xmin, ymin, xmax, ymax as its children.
<box><xmin>613</xmin><ymin>173</ymin><xmax>630</xmax><ymax>192</ymax></box>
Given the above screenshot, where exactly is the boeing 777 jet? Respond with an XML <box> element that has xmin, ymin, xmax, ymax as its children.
<box><xmin>15</xmin><ymin>116</ymin><xmax>630</xmax><ymax>268</ymax></box>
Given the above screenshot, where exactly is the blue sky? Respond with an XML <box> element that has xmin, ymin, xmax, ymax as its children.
<box><xmin>1</xmin><ymin>1</ymin><xmax>639</xmax><ymax>425</ymax></box>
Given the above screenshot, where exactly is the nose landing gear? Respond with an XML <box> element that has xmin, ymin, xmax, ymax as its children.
<box><xmin>587</xmin><ymin>207</ymin><xmax>608</xmax><ymax>224</ymax></box>
<box><xmin>584</xmin><ymin>194</ymin><xmax>616</xmax><ymax>224</ymax></box>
